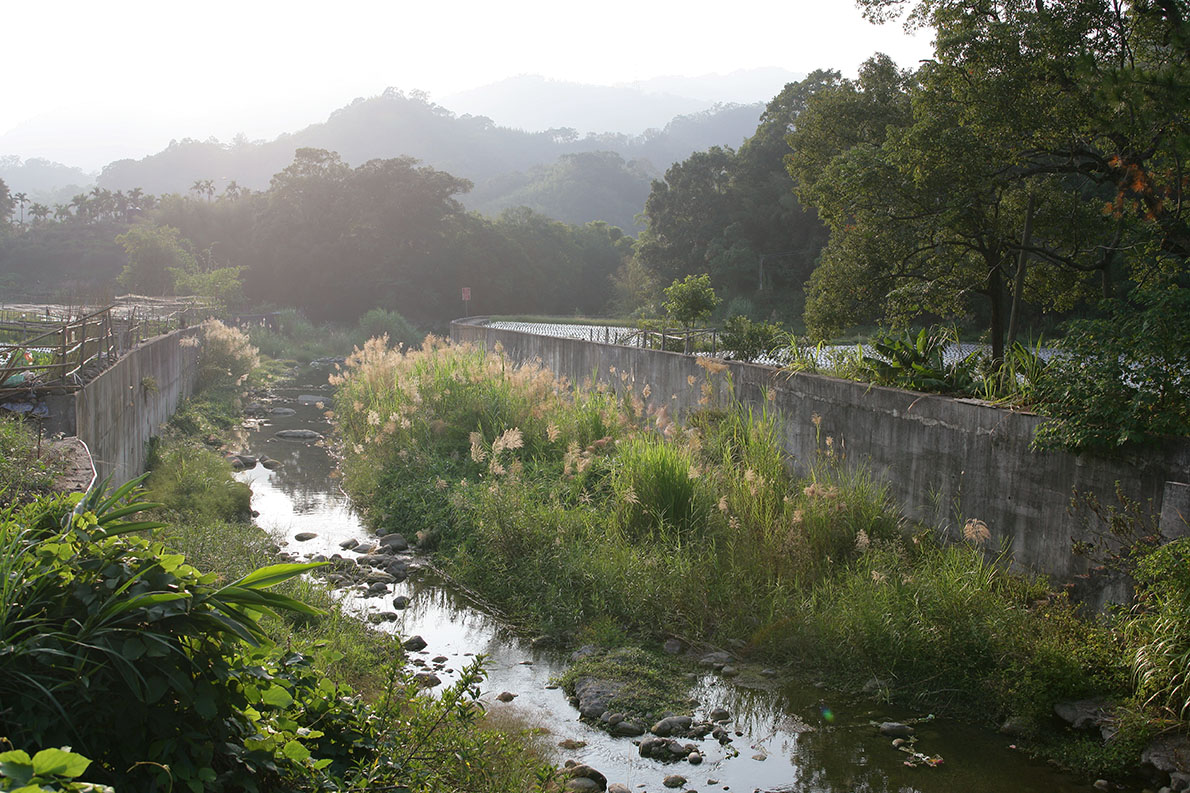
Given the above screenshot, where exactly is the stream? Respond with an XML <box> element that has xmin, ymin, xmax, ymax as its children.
<box><xmin>233</xmin><ymin>374</ymin><xmax>1098</xmax><ymax>793</ymax></box>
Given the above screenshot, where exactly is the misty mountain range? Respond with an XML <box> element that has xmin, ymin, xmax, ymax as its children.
<box><xmin>2</xmin><ymin>69</ymin><xmax>802</xmax><ymax>231</ymax></box>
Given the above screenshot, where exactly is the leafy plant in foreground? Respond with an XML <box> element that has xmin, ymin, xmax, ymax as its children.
<box><xmin>0</xmin><ymin>479</ymin><xmax>323</xmax><ymax>790</ymax></box>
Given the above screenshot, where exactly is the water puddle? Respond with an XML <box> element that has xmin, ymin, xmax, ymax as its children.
<box><xmin>234</xmin><ymin>377</ymin><xmax>1096</xmax><ymax>793</ymax></box>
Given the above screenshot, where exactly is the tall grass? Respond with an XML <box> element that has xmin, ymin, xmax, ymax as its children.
<box><xmin>335</xmin><ymin>337</ymin><xmax>1132</xmax><ymax>731</ymax></box>
<box><xmin>0</xmin><ymin>415</ymin><xmax>58</xmax><ymax>506</ymax></box>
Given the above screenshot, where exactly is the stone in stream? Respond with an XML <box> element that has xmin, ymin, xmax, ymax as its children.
<box><xmin>414</xmin><ymin>672</ymin><xmax>441</xmax><ymax>688</ymax></box>
<box><xmin>226</xmin><ymin>453</ymin><xmax>257</xmax><ymax>469</ymax></box>
<box><xmin>392</xmin><ymin>595</ymin><xmax>410</xmax><ymax>609</ymax></box>
<box><xmin>651</xmin><ymin>715</ymin><xmax>693</xmax><ymax>737</ymax></box>
<box><xmin>1053</xmin><ymin>698</ymin><xmax>1113</xmax><ymax>730</ymax></box>
<box><xmin>365</xmin><ymin>582</ymin><xmax>388</xmax><ymax>597</ymax></box>
<box><xmin>558</xmin><ymin>739</ymin><xmax>586</xmax><ymax>750</ymax></box>
<box><xmin>259</xmin><ymin>455</ymin><xmax>282</xmax><ymax>470</ymax></box>
<box><xmin>707</xmin><ymin>707</ymin><xmax>730</xmax><ymax>722</ymax></box>
<box><xmin>563</xmin><ymin>763</ymin><xmax>606</xmax><ymax>788</ymax></box>
<box><xmin>268</xmin><ymin>407</ymin><xmax>297</xmax><ymax>416</ymax></box>
<box><xmin>662</xmin><ymin>774</ymin><xmax>686</xmax><ymax>789</ymax></box>
<box><xmin>294</xmin><ymin>532</ymin><xmax>317</xmax><ymax>542</ymax></box>
<box><xmin>687</xmin><ymin>751</ymin><xmax>702</xmax><ymax>765</ymax></box>
<box><xmin>296</xmin><ymin>394</ymin><xmax>326</xmax><ymax>405</ymax></box>
<box><xmin>564</xmin><ymin>780</ymin><xmax>601</xmax><ymax>793</ymax></box>
<box><xmin>275</xmin><ymin>429</ymin><xmax>323</xmax><ymax>441</ymax></box>
<box><xmin>378</xmin><ymin>533</ymin><xmax>409</xmax><ymax>551</ymax></box>
<box><xmin>496</xmin><ymin>692</ymin><xmax>517</xmax><ymax>702</ymax></box>
<box><xmin>719</xmin><ymin>664</ymin><xmax>739</xmax><ymax>677</ymax></box>
<box><xmin>698</xmin><ymin>650</ymin><xmax>732</xmax><ymax>669</ymax></box>
<box><xmin>339</xmin><ymin>538</ymin><xmax>360</xmax><ymax>550</ymax></box>
<box><xmin>403</xmin><ymin>635</ymin><xmax>428</xmax><ymax>651</ymax></box>
<box><xmin>878</xmin><ymin>722</ymin><xmax>915</xmax><ymax>738</ymax></box>
<box><xmin>610</xmin><ymin>720</ymin><xmax>645</xmax><ymax>737</ymax></box>
<box><xmin>607</xmin><ymin>785</ymin><xmax>631</xmax><ymax>793</ymax></box>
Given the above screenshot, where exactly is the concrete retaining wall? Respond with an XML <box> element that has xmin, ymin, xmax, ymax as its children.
<box><xmin>70</xmin><ymin>327</ymin><xmax>202</xmax><ymax>483</ymax></box>
<box><xmin>452</xmin><ymin>318</ymin><xmax>1190</xmax><ymax>583</ymax></box>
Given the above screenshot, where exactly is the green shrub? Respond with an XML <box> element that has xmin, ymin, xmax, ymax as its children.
<box><xmin>1129</xmin><ymin>538</ymin><xmax>1190</xmax><ymax>718</ymax></box>
<box><xmin>1034</xmin><ymin>286</ymin><xmax>1190</xmax><ymax>451</ymax></box>
<box><xmin>356</xmin><ymin>307</ymin><xmax>423</xmax><ymax>349</ymax></box>
<box><xmin>0</xmin><ymin>415</ymin><xmax>57</xmax><ymax>507</ymax></box>
<box><xmin>720</xmin><ymin>314</ymin><xmax>785</xmax><ymax>362</ymax></box>
<box><xmin>145</xmin><ymin>442</ymin><xmax>251</xmax><ymax>522</ymax></box>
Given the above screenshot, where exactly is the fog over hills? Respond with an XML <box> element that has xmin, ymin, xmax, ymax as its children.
<box><xmin>2</xmin><ymin>70</ymin><xmax>798</xmax><ymax>230</ymax></box>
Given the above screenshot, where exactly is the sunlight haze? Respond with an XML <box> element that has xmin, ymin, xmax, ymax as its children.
<box><xmin>3</xmin><ymin>0</ymin><xmax>932</xmax><ymax>170</ymax></box>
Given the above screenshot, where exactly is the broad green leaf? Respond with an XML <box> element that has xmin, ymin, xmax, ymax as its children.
<box><xmin>261</xmin><ymin>685</ymin><xmax>294</xmax><ymax>708</ymax></box>
<box><xmin>0</xmin><ymin>750</ymin><xmax>34</xmax><ymax>786</ymax></box>
<box><xmin>231</xmin><ymin>562</ymin><xmax>325</xmax><ymax>590</ymax></box>
<box><xmin>31</xmin><ymin>747</ymin><xmax>90</xmax><ymax>778</ymax></box>
<box><xmin>281</xmin><ymin>740</ymin><xmax>310</xmax><ymax>762</ymax></box>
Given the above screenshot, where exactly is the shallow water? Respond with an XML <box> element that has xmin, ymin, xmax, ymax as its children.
<box><xmin>235</xmin><ymin>377</ymin><xmax>1098</xmax><ymax>793</ymax></box>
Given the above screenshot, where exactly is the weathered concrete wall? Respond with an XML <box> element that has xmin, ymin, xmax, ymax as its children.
<box><xmin>73</xmin><ymin>327</ymin><xmax>202</xmax><ymax>483</ymax></box>
<box><xmin>452</xmin><ymin>318</ymin><xmax>1190</xmax><ymax>582</ymax></box>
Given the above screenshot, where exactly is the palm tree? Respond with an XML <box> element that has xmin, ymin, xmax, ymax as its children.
<box><xmin>53</xmin><ymin>203</ymin><xmax>71</xmax><ymax>222</ymax></box>
<box><xmin>13</xmin><ymin>192</ymin><xmax>28</xmax><ymax>227</ymax></box>
<box><xmin>190</xmin><ymin>179</ymin><xmax>215</xmax><ymax>202</ymax></box>
<box><xmin>28</xmin><ymin>203</ymin><xmax>50</xmax><ymax>224</ymax></box>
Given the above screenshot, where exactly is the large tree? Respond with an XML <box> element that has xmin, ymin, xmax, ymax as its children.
<box><xmin>790</xmin><ymin>1</ymin><xmax>1189</xmax><ymax>360</ymax></box>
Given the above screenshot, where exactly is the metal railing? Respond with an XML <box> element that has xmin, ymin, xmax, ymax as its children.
<box><xmin>618</xmin><ymin>327</ymin><xmax>719</xmax><ymax>355</ymax></box>
<box><xmin>0</xmin><ymin>298</ymin><xmax>213</xmax><ymax>395</ymax></box>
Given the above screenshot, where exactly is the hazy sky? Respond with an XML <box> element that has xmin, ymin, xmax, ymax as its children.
<box><xmin>3</xmin><ymin>0</ymin><xmax>931</xmax><ymax>171</ymax></box>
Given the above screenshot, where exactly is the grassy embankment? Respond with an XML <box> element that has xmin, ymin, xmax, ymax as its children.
<box><xmin>333</xmin><ymin>335</ymin><xmax>1189</xmax><ymax>779</ymax></box>
<box><xmin>0</xmin><ymin>320</ymin><xmax>552</xmax><ymax>792</ymax></box>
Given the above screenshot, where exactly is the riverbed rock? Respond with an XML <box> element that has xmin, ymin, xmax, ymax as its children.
<box><xmin>573</xmin><ymin>677</ymin><xmax>624</xmax><ymax>720</ymax></box>
<box><xmin>294</xmin><ymin>532</ymin><xmax>317</xmax><ymax>542</ymax></box>
<box><xmin>611</xmin><ymin>719</ymin><xmax>645</xmax><ymax>737</ymax></box>
<box><xmin>662</xmin><ymin>638</ymin><xmax>683</xmax><ymax>655</ymax></box>
<box><xmin>403</xmin><ymin>635</ymin><xmax>428</xmax><ymax>651</ymax></box>
<box><xmin>564</xmin><ymin>779</ymin><xmax>601</xmax><ymax>793</ymax></box>
<box><xmin>496</xmin><ymin>692</ymin><xmax>517</xmax><ymax>702</ymax></box>
<box><xmin>720</xmin><ymin>664</ymin><xmax>739</xmax><ymax>677</ymax></box>
<box><xmin>662</xmin><ymin>774</ymin><xmax>686</xmax><ymax>788</ymax></box>
<box><xmin>707</xmin><ymin>707</ymin><xmax>730</xmax><ymax>722</ymax></box>
<box><xmin>297</xmin><ymin>394</ymin><xmax>326</xmax><ymax>405</ymax></box>
<box><xmin>564</xmin><ymin>763</ymin><xmax>606</xmax><ymax>788</ymax></box>
<box><xmin>698</xmin><ymin>651</ymin><xmax>732</xmax><ymax>669</ymax></box>
<box><xmin>275</xmin><ymin>429</ymin><xmax>323</xmax><ymax>441</ymax></box>
<box><xmin>227</xmin><ymin>453</ymin><xmax>257</xmax><ymax>469</ymax></box>
<box><xmin>878</xmin><ymin>722</ymin><xmax>915</xmax><ymax>738</ymax></box>
<box><xmin>339</xmin><ymin>538</ymin><xmax>359</xmax><ymax>550</ymax></box>
<box><xmin>268</xmin><ymin>407</ymin><xmax>297</xmax><ymax>416</ymax></box>
<box><xmin>1054</xmin><ymin>698</ymin><xmax>1113</xmax><ymax>730</ymax></box>
<box><xmin>365</xmin><ymin>582</ymin><xmax>388</xmax><ymax>597</ymax></box>
<box><xmin>1143</xmin><ymin>732</ymin><xmax>1190</xmax><ymax>782</ymax></box>
<box><xmin>652</xmin><ymin>715</ymin><xmax>693</xmax><ymax>737</ymax></box>
<box><xmin>378</xmin><ymin>533</ymin><xmax>409</xmax><ymax>551</ymax></box>
<box><xmin>558</xmin><ymin>739</ymin><xmax>587</xmax><ymax>750</ymax></box>
<box><xmin>687</xmin><ymin>751</ymin><xmax>702</xmax><ymax>765</ymax></box>
<box><xmin>414</xmin><ymin>672</ymin><xmax>441</xmax><ymax>688</ymax></box>
<box><xmin>607</xmin><ymin>785</ymin><xmax>631</xmax><ymax>793</ymax></box>
<box><xmin>392</xmin><ymin>595</ymin><xmax>410</xmax><ymax>609</ymax></box>
<box><xmin>639</xmin><ymin>736</ymin><xmax>696</xmax><ymax>762</ymax></box>
<box><xmin>259</xmin><ymin>455</ymin><xmax>282</xmax><ymax>470</ymax></box>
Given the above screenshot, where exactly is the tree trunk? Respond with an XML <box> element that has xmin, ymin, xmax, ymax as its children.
<box><xmin>1007</xmin><ymin>193</ymin><xmax>1035</xmax><ymax>348</ymax></box>
<box><xmin>988</xmin><ymin>264</ymin><xmax>1006</xmax><ymax>367</ymax></box>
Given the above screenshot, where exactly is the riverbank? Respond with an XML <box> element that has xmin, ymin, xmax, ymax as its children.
<box><xmin>333</xmin><ymin>336</ymin><xmax>1189</xmax><ymax>787</ymax></box>
<box><xmin>0</xmin><ymin>324</ymin><xmax>554</xmax><ymax>792</ymax></box>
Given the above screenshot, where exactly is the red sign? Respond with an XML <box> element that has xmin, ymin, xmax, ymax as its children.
<box><xmin>461</xmin><ymin>287</ymin><xmax>471</xmax><ymax>301</ymax></box>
